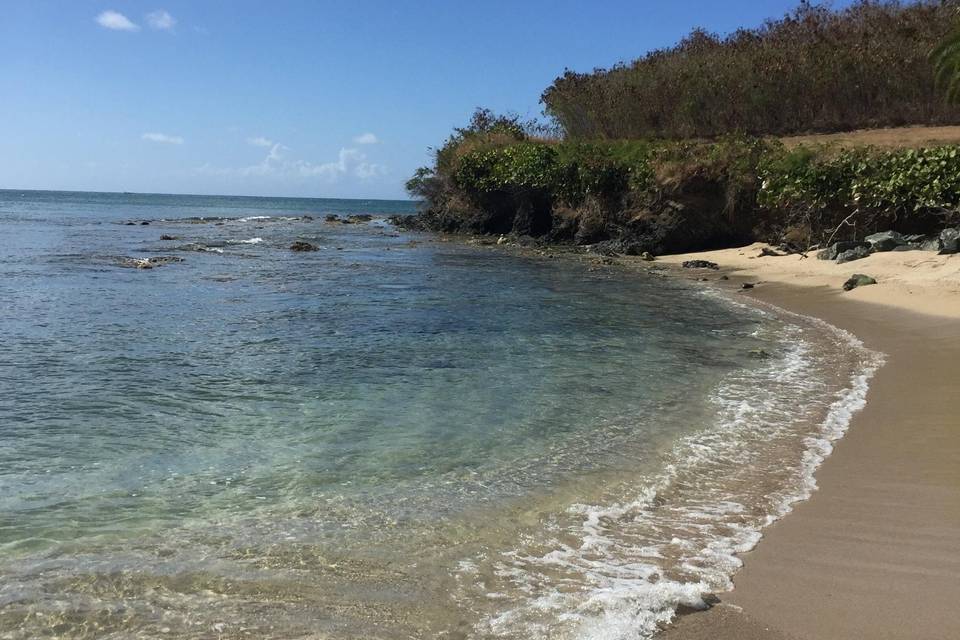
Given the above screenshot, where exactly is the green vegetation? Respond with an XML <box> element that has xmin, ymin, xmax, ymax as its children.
<box><xmin>544</xmin><ymin>1</ymin><xmax>960</xmax><ymax>139</ymax></box>
<box><xmin>406</xmin><ymin>2</ymin><xmax>960</xmax><ymax>253</ymax></box>
<box><xmin>932</xmin><ymin>25</ymin><xmax>960</xmax><ymax>103</ymax></box>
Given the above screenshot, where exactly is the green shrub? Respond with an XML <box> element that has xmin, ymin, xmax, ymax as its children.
<box><xmin>759</xmin><ymin>145</ymin><xmax>960</xmax><ymax>216</ymax></box>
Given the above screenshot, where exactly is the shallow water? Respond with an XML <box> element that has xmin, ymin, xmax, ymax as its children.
<box><xmin>0</xmin><ymin>190</ymin><xmax>878</xmax><ymax>639</ymax></box>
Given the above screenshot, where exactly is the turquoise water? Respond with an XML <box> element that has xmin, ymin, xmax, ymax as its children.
<box><xmin>0</xmin><ymin>190</ymin><xmax>877</xmax><ymax>639</ymax></box>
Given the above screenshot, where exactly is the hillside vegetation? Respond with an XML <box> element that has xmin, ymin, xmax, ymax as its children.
<box><xmin>544</xmin><ymin>1</ymin><xmax>960</xmax><ymax>139</ymax></box>
<box><xmin>405</xmin><ymin>1</ymin><xmax>960</xmax><ymax>254</ymax></box>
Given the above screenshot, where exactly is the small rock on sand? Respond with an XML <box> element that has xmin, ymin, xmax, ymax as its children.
<box><xmin>843</xmin><ymin>274</ymin><xmax>877</xmax><ymax>291</ymax></box>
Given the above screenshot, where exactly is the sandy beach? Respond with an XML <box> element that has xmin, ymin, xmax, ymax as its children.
<box><xmin>655</xmin><ymin>244</ymin><xmax>960</xmax><ymax>639</ymax></box>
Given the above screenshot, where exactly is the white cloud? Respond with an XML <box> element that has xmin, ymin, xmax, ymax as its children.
<box><xmin>96</xmin><ymin>10</ymin><xmax>139</xmax><ymax>31</ymax></box>
<box><xmin>146</xmin><ymin>10</ymin><xmax>176</xmax><ymax>31</ymax></box>
<box><xmin>247</xmin><ymin>136</ymin><xmax>274</xmax><ymax>148</ymax></box>
<box><xmin>197</xmin><ymin>143</ymin><xmax>385</xmax><ymax>182</ymax></box>
<box><xmin>353</xmin><ymin>132</ymin><xmax>379</xmax><ymax>145</ymax></box>
<box><xmin>142</xmin><ymin>132</ymin><xmax>184</xmax><ymax>145</ymax></box>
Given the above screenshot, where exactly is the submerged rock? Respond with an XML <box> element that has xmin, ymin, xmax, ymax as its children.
<box><xmin>290</xmin><ymin>241</ymin><xmax>319</xmax><ymax>252</ymax></box>
<box><xmin>748</xmin><ymin>348</ymin><xmax>770</xmax><ymax>359</ymax></box>
<box><xmin>843</xmin><ymin>274</ymin><xmax>877</xmax><ymax>291</ymax></box>
<box><xmin>938</xmin><ymin>228</ymin><xmax>960</xmax><ymax>255</ymax></box>
<box><xmin>159</xmin><ymin>234</ymin><xmax>179</xmax><ymax>241</ymax></box>
<box><xmin>325</xmin><ymin>214</ymin><xmax>339</xmax><ymax>222</ymax></box>
<box><xmin>116</xmin><ymin>255</ymin><xmax>184</xmax><ymax>269</ymax></box>
<box><xmin>836</xmin><ymin>245</ymin><xmax>872</xmax><ymax>264</ymax></box>
<box><xmin>347</xmin><ymin>214</ymin><xmax>373</xmax><ymax>223</ymax></box>
<box><xmin>864</xmin><ymin>231</ymin><xmax>906</xmax><ymax>252</ymax></box>
<box><xmin>682</xmin><ymin>259</ymin><xmax>719</xmax><ymax>270</ymax></box>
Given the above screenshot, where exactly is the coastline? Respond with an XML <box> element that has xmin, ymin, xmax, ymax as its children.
<box><xmin>652</xmin><ymin>245</ymin><xmax>960</xmax><ymax>639</ymax></box>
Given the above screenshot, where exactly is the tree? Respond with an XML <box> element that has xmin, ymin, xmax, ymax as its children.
<box><xmin>932</xmin><ymin>27</ymin><xmax>960</xmax><ymax>103</ymax></box>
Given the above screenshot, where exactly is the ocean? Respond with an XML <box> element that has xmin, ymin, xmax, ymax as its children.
<box><xmin>0</xmin><ymin>190</ymin><xmax>879</xmax><ymax>639</ymax></box>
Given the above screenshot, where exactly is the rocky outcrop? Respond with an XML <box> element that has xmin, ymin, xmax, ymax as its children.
<box><xmin>817</xmin><ymin>241</ymin><xmax>870</xmax><ymax>261</ymax></box>
<box><xmin>290</xmin><ymin>241</ymin><xmax>319</xmax><ymax>252</ymax></box>
<box><xmin>865</xmin><ymin>231</ymin><xmax>906</xmax><ymax>252</ymax></box>
<box><xmin>621</xmin><ymin>175</ymin><xmax>756</xmax><ymax>255</ymax></box>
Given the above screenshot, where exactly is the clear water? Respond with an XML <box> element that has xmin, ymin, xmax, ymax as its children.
<box><xmin>0</xmin><ymin>190</ymin><xmax>878</xmax><ymax>639</ymax></box>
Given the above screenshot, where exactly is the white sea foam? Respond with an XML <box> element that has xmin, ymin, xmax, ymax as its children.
<box><xmin>459</xmin><ymin>294</ymin><xmax>884</xmax><ymax>640</ymax></box>
<box><xmin>237</xmin><ymin>215</ymin><xmax>271</xmax><ymax>222</ymax></box>
<box><xmin>237</xmin><ymin>237</ymin><xmax>263</xmax><ymax>244</ymax></box>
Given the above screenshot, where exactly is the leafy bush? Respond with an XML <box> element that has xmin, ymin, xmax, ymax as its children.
<box><xmin>759</xmin><ymin>145</ymin><xmax>960</xmax><ymax>215</ymax></box>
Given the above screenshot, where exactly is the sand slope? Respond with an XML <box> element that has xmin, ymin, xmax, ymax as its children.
<box><xmin>652</xmin><ymin>247</ymin><xmax>960</xmax><ymax>640</ymax></box>
<box><xmin>656</xmin><ymin>242</ymin><xmax>960</xmax><ymax>318</ymax></box>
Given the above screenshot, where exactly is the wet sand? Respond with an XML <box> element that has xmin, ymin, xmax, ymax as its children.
<box><xmin>656</xmin><ymin>247</ymin><xmax>960</xmax><ymax>639</ymax></box>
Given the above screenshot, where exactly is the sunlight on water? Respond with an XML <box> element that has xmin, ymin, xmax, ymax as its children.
<box><xmin>0</xmin><ymin>191</ymin><xmax>876</xmax><ymax>639</ymax></box>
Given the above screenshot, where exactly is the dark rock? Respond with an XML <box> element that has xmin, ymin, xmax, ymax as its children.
<box><xmin>864</xmin><ymin>231</ymin><xmax>906</xmax><ymax>252</ymax></box>
<box><xmin>741</xmin><ymin>282</ymin><xmax>755</xmax><ymax>289</ymax></box>
<box><xmin>720</xmin><ymin>275</ymin><xmax>730</xmax><ymax>280</ymax></box>
<box><xmin>347</xmin><ymin>214</ymin><xmax>373</xmax><ymax>223</ymax></box>
<box><xmin>748</xmin><ymin>348</ymin><xmax>770</xmax><ymax>359</ymax></box>
<box><xmin>160</xmin><ymin>234</ymin><xmax>178</xmax><ymax>241</ymax></box>
<box><xmin>290</xmin><ymin>241</ymin><xmax>319</xmax><ymax>252</ymax></box>
<box><xmin>302</xmin><ymin>215</ymin><xmax>314</xmax><ymax>221</ymax></box>
<box><xmin>836</xmin><ymin>245</ymin><xmax>871</xmax><ymax>264</ymax></box>
<box><xmin>891</xmin><ymin>244</ymin><xmax>921</xmax><ymax>252</ymax></box>
<box><xmin>325</xmin><ymin>214</ymin><xmax>339</xmax><ymax>222</ymax></box>
<box><xmin>938</xmin><ymin>228</ymin><xmax>960</xmax><ymax>255</ymax></box>
<box><xmin>903</xmin><ymin>234</ymin><xmax>927</xmax><ymax>244</ymax></box>
<box><xmin>842</xmin><ymin>274</ymin><xmax>877</xmax><ymax>291</ymax></box>
<box><xmin>640</xmin><ymin>251</ymin><xmax>655</xmax><ymax>262</ymax></box>
<box><xmin>759</xmin><ymin>246</ymin><xmax>785</xmax><ymax>257</ymax></box>
<box><xmin>140</xmin><ymin>221</ymin><xmax>150</xmax><ymax>226</ymax></box>
<box><xmin>921</xmin><ymin>237</ymin><xmax>942</xmax><ymax>252</ymax></box>
<box><xmin>682</xmin><ymin>260</ymin><xmax>719</xmax><ymax>270</ymax></box>
<box><xmin>817</xmin><ymin>241</ymin><xmax>870</xmax><ymax>261</ymax></box>
<box><xmin>124</xmin><ymin>222</ymin><xmax>136</xmax><ymax>226</ymax></box>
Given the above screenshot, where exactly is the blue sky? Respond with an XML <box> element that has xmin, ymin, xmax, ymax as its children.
<box><xmin>0</xmin><ymin>1</ymin><xmax>852</xmax><ymax>199</ymax></box>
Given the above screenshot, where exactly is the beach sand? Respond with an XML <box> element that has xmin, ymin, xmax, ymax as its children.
<box><xmin>653</xmin><ymin>244</ymin><xmax>960</xmax><ymax>639</ymax></box>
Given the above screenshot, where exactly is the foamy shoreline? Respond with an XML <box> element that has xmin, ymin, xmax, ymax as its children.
<box><xmin>652</xmin><ymin>244</ymin><xmax>960</xmax><ymax>639</ymax></box>
<box><xmin>455</xmin><ymin>235</ymin><xmax>960</xmax><ymax>638</ymax></box>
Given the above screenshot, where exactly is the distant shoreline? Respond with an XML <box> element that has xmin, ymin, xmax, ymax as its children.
<box><xmin>0</xmin><ymin>187</ymin><xmax>421</xmax><ymax>204</ymax></box>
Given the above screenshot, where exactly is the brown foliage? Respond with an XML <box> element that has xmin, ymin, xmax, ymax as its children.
<box><xmin>543</xmin><ymin>1</ymin><xmax>960</xmax><ymax>139</ymax></box>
